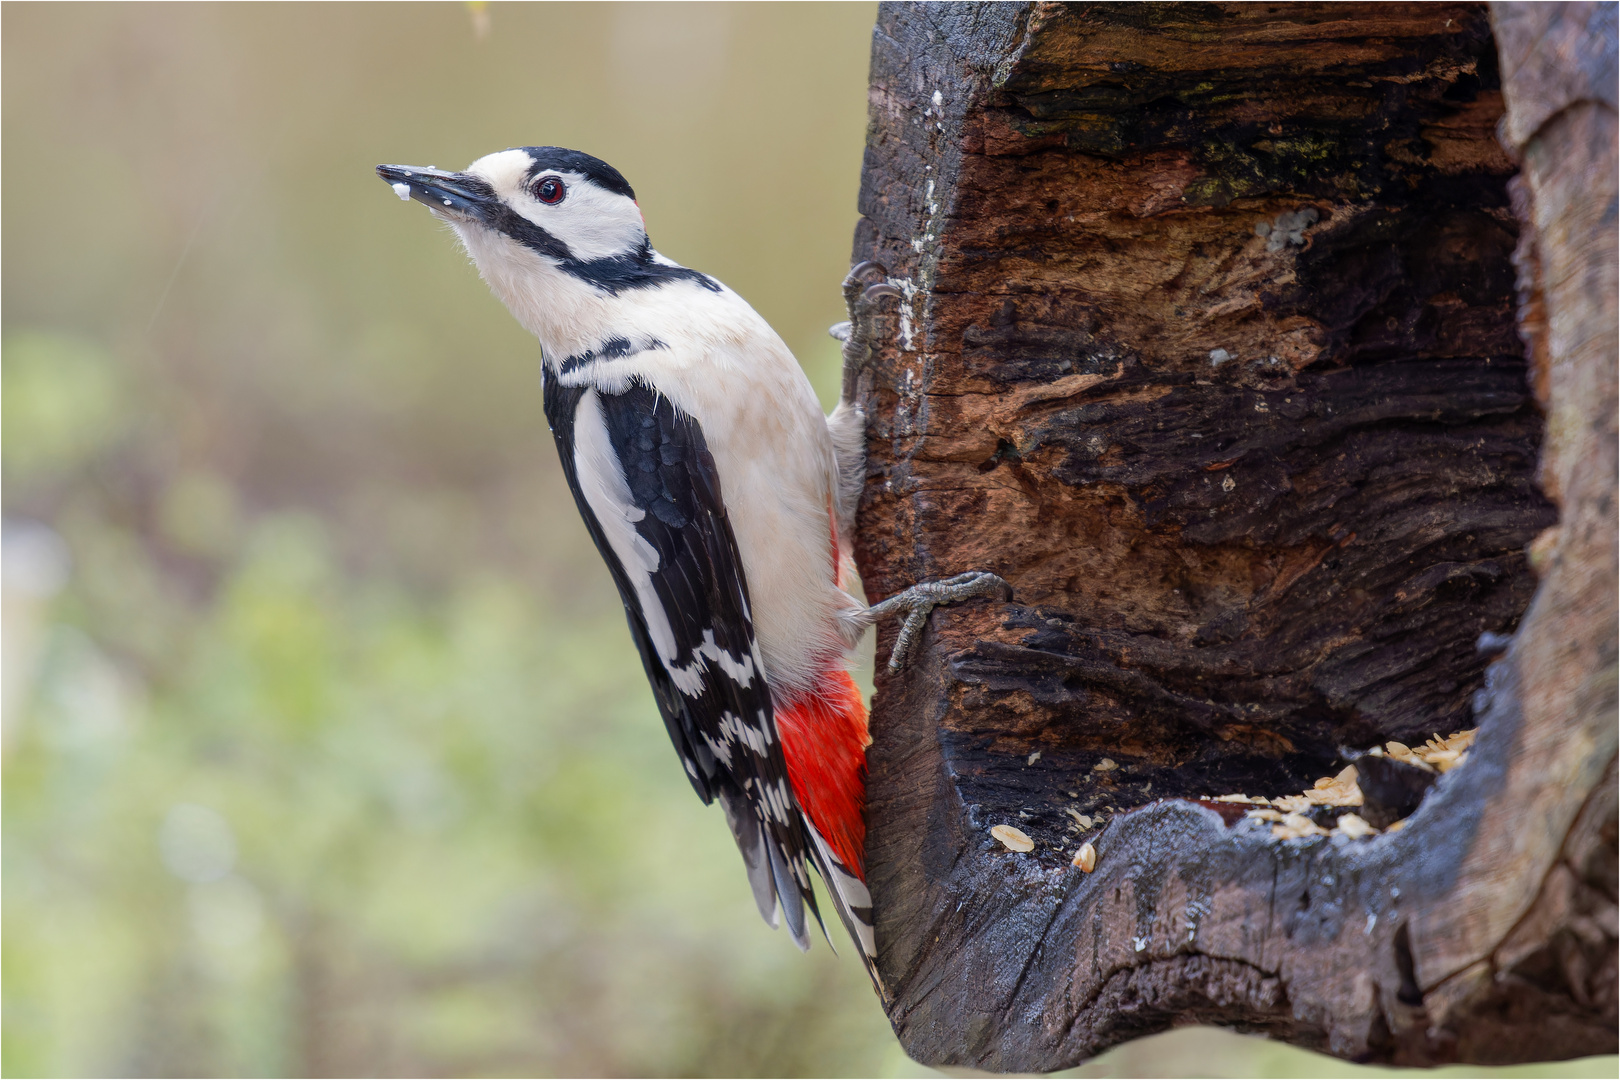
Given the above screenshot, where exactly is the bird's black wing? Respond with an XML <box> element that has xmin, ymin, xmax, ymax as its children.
<box><xmin>543</xmin><ymin>368</ymin><xmax>819</xmax><ymax>947</ymax></box>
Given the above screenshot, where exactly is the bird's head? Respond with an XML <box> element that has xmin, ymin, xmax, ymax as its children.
<box><xmin>378</xmin><ymin>147</ymin><xmax>669</xmax><ymax>348</ymax></box>
<box><xmin>378</xmin><ymin>146</ymin><xmax>726</xmax><ymax>354</ymax></box>
<box><xmin>378</xmin><ymin>146</ymin><xmax>646</xmax><ymax>264</ymax></box>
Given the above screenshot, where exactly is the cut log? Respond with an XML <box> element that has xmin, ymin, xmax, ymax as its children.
<box><xmin>849</xmin><ymin>2</ymin><xmax>1616</xmax><ymax>1069</ymax></box>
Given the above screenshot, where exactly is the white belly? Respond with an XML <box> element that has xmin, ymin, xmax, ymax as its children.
<box><xmin>655</xmin><ymin>330</ymin><xmax>861</xmax><ymax>699</ymax></box>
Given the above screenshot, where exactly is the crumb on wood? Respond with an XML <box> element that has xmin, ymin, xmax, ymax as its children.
<box><xmin>1272</xmin><ymin>812</ymin><xmax>1328</xmax><ymax>840</ymax></box>
<box><xmin>1214</xmin><ymin>730</ymin><xmax>1475</xmax><ymax>841</ymax></box>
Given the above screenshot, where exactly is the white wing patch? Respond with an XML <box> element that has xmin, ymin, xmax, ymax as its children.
<box><xmin>668</xmin><ymin>629</ymin><xmax>759</xmax><ymax>697</ymax></box>
<box><xmin>572</xmin><ymin>389</ymin><xmax>684</xmax><ymax>662</ymax></box>
<box><xmin>702</xmin><ymin>705</ymin><xmax>780</xmax><ymax>774</ymax></box>
<box><xmin>718</xmin><ymin>710</ymin><xmax>771</xmax><ymax>757</ymax></box>
<box><xmin>574</xmin><ymin>390</ymin><xmax>765</xmax><ymax>699</ymax></box>
<box><xmin>758</xmin><ymin>775</ymin><xmax>794</xmax><ymax>825</ymax></box>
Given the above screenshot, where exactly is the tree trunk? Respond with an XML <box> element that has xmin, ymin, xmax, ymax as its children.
<box><xmin>850</xmin><ymin>2</ymin><xmax>1616</xmax><ymax>1070</ymax></box>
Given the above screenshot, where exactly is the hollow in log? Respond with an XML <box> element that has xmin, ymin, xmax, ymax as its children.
<box><xmin>849</xmin><ymin>2</ymin><xmax>1616</xmax><ymax>1069</ymax></box>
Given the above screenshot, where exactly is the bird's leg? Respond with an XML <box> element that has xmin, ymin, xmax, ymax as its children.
<box><xmin>867</xmin><ymin>571</ymin><xmax>1012</xmax><ymax>671</ymax></box>
<box><xmin>828</xmin><ymin>262</ymin><xmax>901</xmax><ymax>554</ymax></box>
<box><xmin>828</xmin><ymin>264</ymin><xmax>1009</xmax><ymax>670</ymax></box>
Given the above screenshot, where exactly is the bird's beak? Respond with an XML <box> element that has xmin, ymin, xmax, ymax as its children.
<box><xmin>375</xmin><ymin>164</ymin><xmax>495</xmax><ymax>219</ymax></box>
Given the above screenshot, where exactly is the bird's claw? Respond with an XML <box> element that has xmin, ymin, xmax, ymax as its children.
<box><xmin>830</xmin><ymin>281</ymin><xmax>896</xmax><ymax>342</ymax></box>
<box><xmin>842</xmin><ymin>261</ymin><xmax>895</xmax><ymax>314</ymax></box>
<box><xmin>869</xmin><ymin>571</ymin><xmax>1012</xmax><ymax>671</ymax></box>
<box><xmin>841</xmin><ymin>263</ymin><xmax>898</xmax><ymax>327</ymax></box>
<box><xmin>843</xmin><ymin>260</ymin><xmax>889</xmax><ymax>290</ymax></box>
<box><xmin>837</xmin><ymin>261</ymin><xmax>901</xmax><ymax>402</ymax></box>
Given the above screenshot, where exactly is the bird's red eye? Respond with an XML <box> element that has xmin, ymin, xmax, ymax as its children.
<box><xmin>534</xmin><ymin>176</ymin><xmax>566</xmax><ymax>205</ymax></box>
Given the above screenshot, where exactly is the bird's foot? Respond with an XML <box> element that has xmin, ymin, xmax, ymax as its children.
<box><xmin>829</xmin><ymin>261</ymin><xmax>900</xmax><ymax>402</ymax></box>
<box><xmin>868</xmin><ymin>571</ymin><xmax>1012</xmax><ymax>671</ymax></box>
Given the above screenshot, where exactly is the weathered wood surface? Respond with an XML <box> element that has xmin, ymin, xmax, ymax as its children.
<box><xmin>848</xmin><ymin>2</ymin><xmax>1616</xmax><ymax>1069</ymax></box>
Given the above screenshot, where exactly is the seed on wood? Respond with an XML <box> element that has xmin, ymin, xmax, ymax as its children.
<box><xmin>1273</xmin><ymin>812</ymin><xmax>1329</xmax><ymax>840</ymax></box>
<box><xmin>1336</xmin><ymin>813</ymin><xmax>1377</xmax><ymax>839</ymax></box>
<box><xmin>991</xmin><ymin>824</ymin><xmax>1035</xmax><ymax>852</ymax></box>
<box><xmin>1093</xmin><ymin>758</ymin><xmax>1118</xmax><ymax>772</ymax></box>
<box><xmin>1214</xmin><ymin>728</ymin><xmax>1475</xmax><ymax>838</ymax></box>
<box><xmin>1072</xmin><ymin>842</ymin><xmax>1097</xmax><ymax>872</ymax></box>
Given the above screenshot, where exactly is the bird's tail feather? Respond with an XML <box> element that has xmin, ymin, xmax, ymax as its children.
<box><xmin>768</xmin><ymin>833</ymin><xmax>812</xmax><ymax>950</ymax></box>
<box><xmin>720</xmin><ymin>783</ymin><xmax>823</xmax><ymax>952</ymax></box>
<box><xmin>806</xmin><ymin>822</ymin><xmax>886</xmax><ymax>998</ymax></box>
<box><xmin>718</xmin><ymin>789</ymin><xmax>779</xmax><ymax>928</ymax></box>
<box><xmin>775</xmin><ymin>670</ymin><xmax>886</xmax><ymax>996</ymax></box>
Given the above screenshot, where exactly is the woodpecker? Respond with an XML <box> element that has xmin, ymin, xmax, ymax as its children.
<box><xmin>377</xmin><ymin>147</ymin><xmax>1007</xmax><ymax>992</ymax></box>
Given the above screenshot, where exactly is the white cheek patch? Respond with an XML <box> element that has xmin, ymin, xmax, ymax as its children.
<box><xmin>464</xmin><ymin>152</ymin><xmax>644</xmax><ymax>262</ymax></box>
<box><xmin>510</xmin><ymin>170</ymin><xmax>645</xmax><ymax>262</ymax></box>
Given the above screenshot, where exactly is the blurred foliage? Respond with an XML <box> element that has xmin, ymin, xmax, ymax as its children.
<box><xmin>7</xmin><ymin>508</ymin><xmax>909</xmax><ymax>1075</ymax></box>
<box><xmin>2</xmin><ymin>4</ymin><xmax>1614</xmax><ymax>1079</ymax></box>
<box><xmin>2</xmin><ymin>4</ymin><xmax>910</xmax><ymax>1075</ymax></box>
<box><xmin>1</xmin><ymin>333</ymin><xmax>133</xmax><ymax>483</ymax></box>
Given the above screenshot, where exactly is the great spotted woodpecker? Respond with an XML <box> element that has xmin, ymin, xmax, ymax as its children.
<box><xmin>377</xmin><ymin>147</ymin><xmax>1007</xmax><ymax>991</ymax></box>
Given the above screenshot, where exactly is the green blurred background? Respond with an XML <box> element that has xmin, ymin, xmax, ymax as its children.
<box><xmin>3</xmin><ymin>4</ymin><xmax>1614</xmax><ymax>1078</ymax></box>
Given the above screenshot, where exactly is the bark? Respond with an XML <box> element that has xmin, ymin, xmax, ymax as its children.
<box><xmin>848</xmin><ymin>2</ymin><xmax>1617</xmax><ymax>1070</ymax></box>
